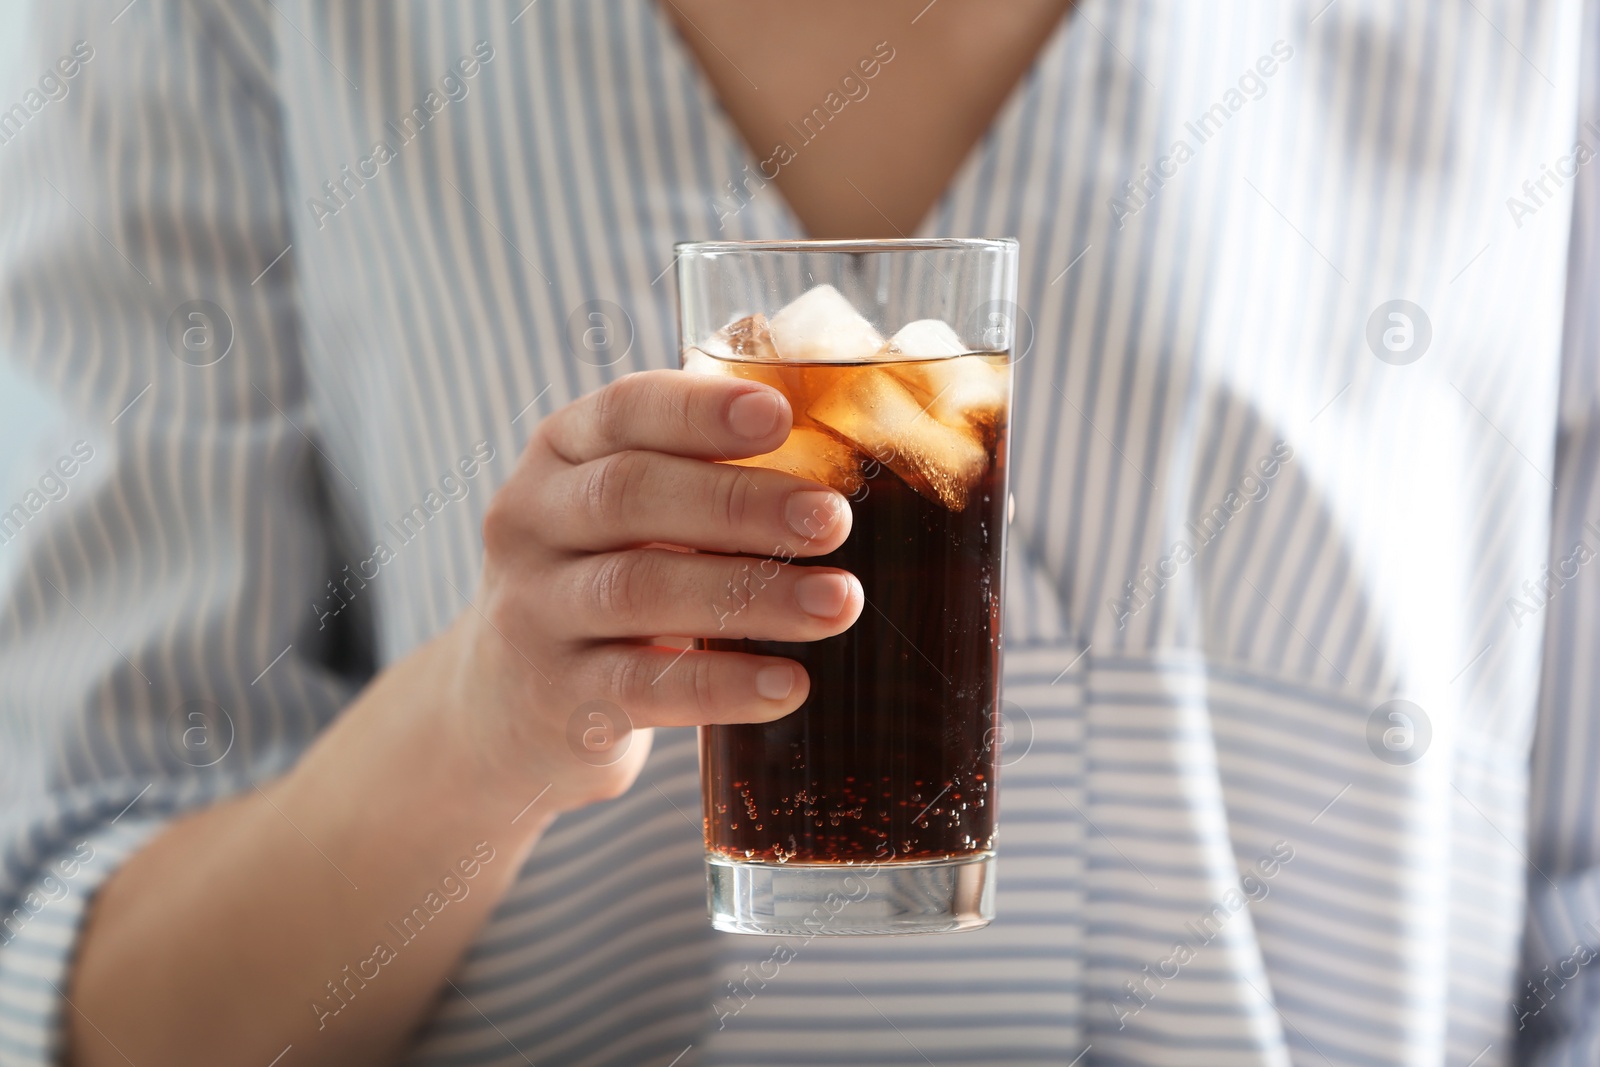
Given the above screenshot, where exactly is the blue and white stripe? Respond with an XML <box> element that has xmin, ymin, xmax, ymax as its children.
<box><xmin>2</xmin><ymin>1</ymin><xmax>1597</xmax><ymax>1064</ymax></box>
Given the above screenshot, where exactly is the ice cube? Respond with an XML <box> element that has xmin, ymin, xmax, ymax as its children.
<box><xmin>885</xmin><ymin>319</ymin><xmax>968</xmax><ymax>359</ymax></box>
<box><xmin>701</xmin><ymin>313</ymin><xmax>780</xmax><ymax>361</ymax></box>
<box><xmin>767</xmin><ymin>285</ymin><xmax>884</xmax><ymax>363</ymax></box>
<box><xmin>724</xmin><ymin>313</ymin><xmax>781</xmax><ymax>360</ymax></box>
<box><xmin>807</xmin><ymin>367</ymin><xmax>988</xmax><ymax>512</ymax></box>
<box><xmin>881</xmin><ymin>321</ymin><xmax>1007</xmax><ymax>437</ymax></box>
<box><xmin>889</xmin><ymin>354</ymin><xmax>1009</xmax><ymax>438</ymax></box>
<box><xmin>729</xmin><ymin>426</ymin><xmax>862</xmax><ymax>495</ymax></box>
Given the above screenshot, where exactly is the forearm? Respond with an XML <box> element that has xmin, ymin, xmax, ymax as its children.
<box><xmin>68</xmin><ymin>624</ymin><xmax>546</xmax><ymax>1067</ymax></box>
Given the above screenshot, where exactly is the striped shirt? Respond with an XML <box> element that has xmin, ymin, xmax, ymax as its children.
<box><xmin>2</xmin><ymin>1</ymin><xmax>1599</xmax><ymax>1064</ymax></box>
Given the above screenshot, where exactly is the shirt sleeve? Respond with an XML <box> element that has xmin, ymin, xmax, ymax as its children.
<box><xmin>0</xmin><ymin>3</ymin><xmax>361</xmax><ymax>1062</ymax></box>
<box><xmin>1519</xmin><ymin>22</ymin><xmax>1600</xmax><ymax>1064</ymax></box>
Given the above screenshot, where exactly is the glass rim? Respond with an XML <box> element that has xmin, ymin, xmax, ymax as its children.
<box><xmin>674</xmin><ymin>237</ymin><xmax>1017</xmax><ymax>256</ymax></box>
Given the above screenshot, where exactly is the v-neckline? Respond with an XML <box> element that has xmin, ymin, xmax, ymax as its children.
<box><xmin>646</xmin><ymin>2</ymin><xmax>1076</xmax><ymax>240</ymax></box>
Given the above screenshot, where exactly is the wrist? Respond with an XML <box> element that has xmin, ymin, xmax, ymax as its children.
<box><xmin>297</xmin><ymin>620</ymin><xmax>558</xmax><ymax>860</ymax></box>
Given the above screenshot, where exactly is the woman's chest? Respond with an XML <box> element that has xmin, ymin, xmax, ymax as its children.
<box><xmin>278</xmin><ymin>0</ymin><xmax>1577</xmax><ymax>708</ymax></box>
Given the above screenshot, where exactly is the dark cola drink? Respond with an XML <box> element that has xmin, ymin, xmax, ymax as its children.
<box><xmin>678</xmin><ymin>242</ymin><xmax>1018</xmax><ymax>936</ymax></box>
<box><xmin>685</xmin><ymin>287</ymin><xmax>1010</xmax><ymax>870</ymax></box>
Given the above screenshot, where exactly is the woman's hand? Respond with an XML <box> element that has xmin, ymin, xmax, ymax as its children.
<box><xmin>68</xmin><ymin>369</ymin><xmax>863</xmax><ymax>1067</ymax></box>
<box><xmin>445</xmin><ymin>369</ymin><xmax>863</xmax><ymax>813</ymax></box>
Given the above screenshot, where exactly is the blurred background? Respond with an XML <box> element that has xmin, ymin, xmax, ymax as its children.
<box><xmin>0</xmin><ymin>5</ymin><xmax>59</xmax><ymax>529</ymax></box>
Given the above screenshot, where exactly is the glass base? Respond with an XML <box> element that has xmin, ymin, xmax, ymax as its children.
<box><xmin>707</xmin><ymin>853</ymin><xmax>994</xmax><ymax>936</ymax></box>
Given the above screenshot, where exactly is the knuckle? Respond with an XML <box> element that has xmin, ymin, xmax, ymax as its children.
<box><xmin>481</xmin><ymin>501</ymin><xmax>507</xmax><ymax>555</ymax></box>
<box><xmin>591</xmin><ymin>376</ymin><xmax>637</xmax><ymax>449</ymax></box>
<box><xmin>480</xmin><ymin>487</ymin><xmax>518</xmax><ymax>556</ymax></box>
<box><xmin>606</xmin><ymin>648</ymin><xmax>652</xmax><ymax>701</ymax></box>
<box><xmin>582</xmin><ymin>450</ymin><xmax>647</xmax><ymax>527</ymax></box>
<box><xmin>590</xmin><ymin>550</ymin><xmax>650</xmax><ymax>623</ymax></box>
<box><xmin>717</xmin><ymin>558</ymin><xmax>758</xmax><ymax>622</ymax></box>
<box><xmin>684</xmin><ymin>652</ymin><xmax>722</xmax><ymax>720</ymax></box>
<box><xmin>607</xmin><ymin>644</ymin><xmax>722</xmax><ymax>720</ymax></box>
<box><xmin>714</xmin><ymin>465</ymin><xmax>753</xmax><ymax>531</ymax></box>
<box><xmin>677</xmin><ymin>381</ymin><xmax>710</xmax><ymax>435</ymax></box>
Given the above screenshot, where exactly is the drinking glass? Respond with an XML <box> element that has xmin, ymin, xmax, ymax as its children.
<box><xmin>675</xmin><ymin>238</ymin><xmax>1017</xmax><ymax>935</ymax></box>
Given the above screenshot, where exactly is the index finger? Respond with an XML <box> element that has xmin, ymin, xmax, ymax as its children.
<box><xmin>540</xmin><ymin>370</ymin><xmax>791</xmax><ymax>466</ymax></box>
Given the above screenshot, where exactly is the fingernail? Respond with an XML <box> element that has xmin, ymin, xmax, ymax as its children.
<box><xmin>794</xmin><ymin>572</ymin><xmax>850</xmax><ymax>618</ymax></box>
<box><xmin>727</xmin><ymin>390</ymin><xmax>783</xmax><ymax>440</ymax></box>
<box><xmin>756</xmin><ymin>664</ymin><xmax>795</xmax><ymax>701</ymax></box>
<box><xmin>786</xmin><ymin>490</ymin><xmax>840</xmax><ymax>539</ymax></box>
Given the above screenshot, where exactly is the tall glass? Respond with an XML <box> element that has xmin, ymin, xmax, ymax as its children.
<box><xmin>676</xmin><ymin>238</ymin><xmax>1017</xmax><ymax>935</ymax></box>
